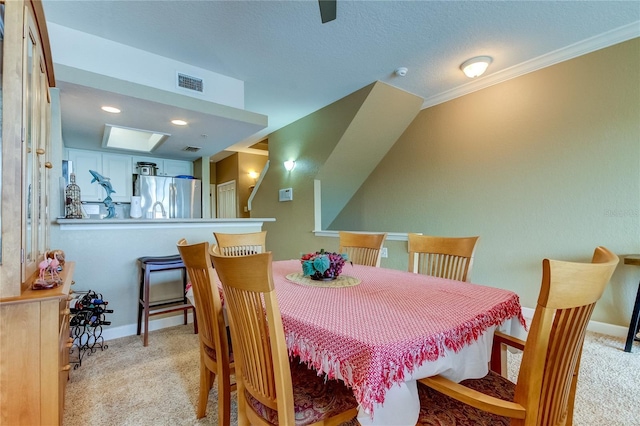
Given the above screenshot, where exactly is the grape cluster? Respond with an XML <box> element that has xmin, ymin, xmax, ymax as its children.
<box><xmin>301</xmin><ymin>250</ymin><xmax>349</xmax><ymax>279</ymax></box>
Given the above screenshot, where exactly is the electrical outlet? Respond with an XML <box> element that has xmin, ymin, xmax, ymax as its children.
<box><xmin>381</xmin><ymin>247</ymin><xmax>388</xmax><ymax>258</ymax></box>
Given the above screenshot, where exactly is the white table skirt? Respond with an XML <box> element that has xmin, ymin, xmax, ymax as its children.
<box><xmin>187</xmin><ymin>287</ymin><xmax>527</xmax><ymax>425</ymax></box>
<box><xmin>356</xmin><ymin>317</ymin><xmax>527</xmax><ymax>426</ymax></box>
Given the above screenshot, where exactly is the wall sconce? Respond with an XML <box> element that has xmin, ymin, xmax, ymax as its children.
<box><xmin>248</xmin><ymin>171</ymin><xmax>259</xmax><ymax>191</ymax></box>
<box><xmin>460</xmin><ymin>56</ymin><xmax>492</xmax><ymax>78</ymax></box>
<box><xmin>284</xmin><ymin>160</ymin><xmax>296</xmax><ymax>171</ymax></box>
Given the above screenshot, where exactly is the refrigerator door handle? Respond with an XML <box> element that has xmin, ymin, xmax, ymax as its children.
<box><xmin>169</xmin><ymin>183</ymin><xmax>176</xmax><ymax>218</ymax></box>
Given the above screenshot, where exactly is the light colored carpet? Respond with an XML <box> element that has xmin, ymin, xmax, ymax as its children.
<box><xmin>63</xmin><ymin>325</ymin><xmax>640</xmax><ymax>426</ymax></box>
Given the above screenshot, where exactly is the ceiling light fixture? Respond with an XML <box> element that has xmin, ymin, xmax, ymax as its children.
<box><xmin>101</xmin><ymin>106</ymin><xmax>121</xmax><ymax>113</ymax></box>
<box><xmin>460</xmin><ymin>56</ymin><xmax>493</xmax><ymax>78</ymax></box>
<box><xmin>171</xmin><ymin>119</ymin><xmax>188</xmax><ymax>126</ymax></box>
<box><xmin>284</xmin><ymin>160</ymin><xmax>296</xmax><ymax>171</ymax></box>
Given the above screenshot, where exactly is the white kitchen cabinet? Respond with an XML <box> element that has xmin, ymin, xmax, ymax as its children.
<box><xmin>101</xmin><ymin>154</ymin><xmax>133</xmax><ymax>202</ymax></box>
<box><xmin>162</xmin><ymin>159</ymin><xmax>193</xmax><ymax>176</ymax></box>
<box><xmin>67</xmin><ymin>149</ymin><xmax>102</xmax><ymax>201</ymax></box>
<box><xmin>132</xmin><ymin>156</ymin><xmax>193</xmax><ymax>176</ymax></box>
<box><xmin>67</xmin><ymin>149</ymin><xmax>133</xmax><ymax>202</ymax></box>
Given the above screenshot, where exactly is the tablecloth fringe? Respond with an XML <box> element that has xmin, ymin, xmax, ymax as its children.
<box><xmin>287</xmin><ymin>294</ymin><xmax>525</xmax><ymax>415</ymax></box>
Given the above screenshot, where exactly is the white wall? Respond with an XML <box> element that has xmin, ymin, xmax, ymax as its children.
<box><xmin>48</xmin><ymin>23</ymin><xmax>245</xmax><ymax>109</ymax></box>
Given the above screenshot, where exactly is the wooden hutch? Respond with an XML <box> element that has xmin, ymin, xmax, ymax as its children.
<box><xmin>0</xmin><ymin>1</ymin><xmax>74</xmax><ymax>424</ymax></box>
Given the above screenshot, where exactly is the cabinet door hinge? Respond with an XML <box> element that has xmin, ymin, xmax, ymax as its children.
<box><xmin>21</xmin><ymin>248</ymin><xmax>24</xmax><ymax>264</ymax></box>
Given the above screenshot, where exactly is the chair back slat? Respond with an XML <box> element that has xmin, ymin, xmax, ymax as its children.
<box><xmin>539</xmin><ymin>304</ymin><xmax>593</xmax><ymax>426</ymax></box>
<box><xmin>513</xmin><ymin>246</ymin><xmax>618</xmax><ymax>426</ymax></box>
<box><xmin>408</xmin><ymin>234</ymin><xmax>479</xmax><ymax>282</ymax></box>
<box><xmin>176</xmin><ymin>238</ymin><xmax>234</xmax><ymax>421</ymax></box>
<box><xmin>211</xmin><ymin>252</ymin><xmax>296</xmax><ymax>424</ymax></box>
<box><xmin>177</xmin><ymin>240</ymin><xmax>228</xmax><ymax>359</ymax></box>
<box><xmin>225</xmin><ymin>285</ymin><xmax>278</xmax><ymax>407</ymax></box>
<box><xmin>339</xmin><ymin>231</ymin><xmax>387</xmax><ymax>267</ymax></box>
<box><xmin>213</xmin><ymin>231</ymin><xmax>267</xmax><ymax>257</ymax></box>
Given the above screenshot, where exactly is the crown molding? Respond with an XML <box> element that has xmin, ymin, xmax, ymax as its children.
<box><xmin>422</xmin><ymin>21</ymin><xmax>640</xmax><ymax>109</ymax></box>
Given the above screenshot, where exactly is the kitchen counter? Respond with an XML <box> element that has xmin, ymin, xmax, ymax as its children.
<box><xmin>56</xmin><ymin>217</ymin><xmax>275</xmax><ymax>230</ymax></box>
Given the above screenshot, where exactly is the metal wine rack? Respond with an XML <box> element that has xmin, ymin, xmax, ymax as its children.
<box><xmin>69</xmin><ymin>290</ymin><xmax>112</xmax><ymax>369</ymax></box>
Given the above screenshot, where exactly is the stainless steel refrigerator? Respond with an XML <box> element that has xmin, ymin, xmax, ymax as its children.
<box><xmin>134</xmin><ymin>175</ymin><xmax>202</xmax><ymax>219</ymax></box>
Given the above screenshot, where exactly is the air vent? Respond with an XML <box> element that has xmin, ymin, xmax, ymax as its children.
<box><xmin>183</xmin><ymin>146</ymin><xmax>201</xmax><ymax>152</ymax></box>
<box><xmin>177</xmin><ymin>73</ymin><xmax>203</xmax><ymax>93</ymax></box>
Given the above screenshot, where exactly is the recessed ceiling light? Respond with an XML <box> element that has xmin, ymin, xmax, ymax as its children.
<box><xmin>101</xmin><ymin>106</ymin><xmax>121</xmax><ymax>113</ymax></box>
<box><xmin>171</xmin><ymin>119</ymin><xmax>188</xmax><ymax>126</ymax></box>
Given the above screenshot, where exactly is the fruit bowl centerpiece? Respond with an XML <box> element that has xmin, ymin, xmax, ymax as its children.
<box><xmin>301</xmin><ymin>249</ymin><xmax>349</xmax><ymax>281</ymax></box>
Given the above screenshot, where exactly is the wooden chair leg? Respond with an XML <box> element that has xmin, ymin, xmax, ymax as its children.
<box><xmin>143</xmin><ymin>267</ymin><xmax>152</xmax><ymax>347</ymax></box>
<box><xmin>217</xmin><ymin>370</ymin><xmax>232</xmax><ymax>426</ymax></box>
<box><xmin>193</xmin><ymin>308</ymin><xmax>198</xmax><ymax>334</ymax></box>
<box><xmin>197</xmin><ymin>359</ymin><xmax>212</xmax><ymax>418</ymax></box>
<box><xmin>236</xmin><ymin>379</ymin><xmax>250</xmax><ymax>426</ymax></box>
<box><xmin>137</xmin><ymin>265</ymin><xmax>144</xmax><ymax>336</ymax></box>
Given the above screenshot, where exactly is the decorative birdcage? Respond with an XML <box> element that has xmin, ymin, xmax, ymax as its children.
<box><xmin>65</xmin><ymin>173</ymin><xmax>82</xmax><ymax>219</ymax></box>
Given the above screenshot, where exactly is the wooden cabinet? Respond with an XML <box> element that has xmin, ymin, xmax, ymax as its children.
<box><xmin>1</xmin><ymin>0</ymin><xmax>55</xmax><ymax>293</ymax></box>
<box><xmin>0</xmin><ymin>2</ymin><xmax>70</xmax><ymax>424</ymax></box>
<box><xmin>67</xmin><ymin>149</ymin><xmax>133</xmax><ymax>202</ymax></box>
<box><xmin>0</xmin><ymin>263</ymin><xmax>75</xmax><ymax>425</ymax></box>
<box><xmin>1</xmin><ymin>0</ymin><xmax>55</xmax><ymax>292</ymax></box>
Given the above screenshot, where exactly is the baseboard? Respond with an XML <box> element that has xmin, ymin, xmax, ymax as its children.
<box><xmin>520</xmin><ymin>307</ymin><xmax>628</xmax><ymax>338</ymax></box>
<box><xmin>100</xmin><ymin>309</ymin><xmax>629</xmax><ymax>342</ymax></box>
<box><xmin>100</xmin><ymin>312</ymin><xmax>196</xmax><ymax>342</ymax></box>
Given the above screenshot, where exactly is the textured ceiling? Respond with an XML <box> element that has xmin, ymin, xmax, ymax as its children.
<box><xmin>42</xmin><ymin>0</ymin><xmax>640</xmax><ymax>161</ymax></box>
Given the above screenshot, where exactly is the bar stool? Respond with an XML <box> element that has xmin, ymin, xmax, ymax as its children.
<box><xmin>624</xmin><ymin>254</ymin><xmax>640</xmax><ymax>352</ymax></box>
<box><xmin>137</xmin><ymin>254</ymin><xmax>197</xmax><ymax>346</ymax></box>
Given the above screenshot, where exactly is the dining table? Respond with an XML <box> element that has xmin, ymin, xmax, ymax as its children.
<box><xmin>187</xmin><ymin>259</ymin><xmax>527</xmax><ymax>425</ymax></box>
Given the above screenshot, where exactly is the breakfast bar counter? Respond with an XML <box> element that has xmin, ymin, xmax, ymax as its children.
<box><xmin>57</xmin><ymin>217</ymin><xmax>275</xmax><ymax>229</ymax></box>
<box><xmin>51</xmin><ymin>218</ymin><xmax>275</xmax><ymax>336</ymax></box>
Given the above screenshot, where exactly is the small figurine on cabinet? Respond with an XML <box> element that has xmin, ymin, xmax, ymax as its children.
<box><xmin>38</xmin><ymin>256</ymin><xmax>51</xmax><ymax>282</ymax></box>
<box><xmin>33</xmin><ymin>251</ymin><xmax>63</xmax><ymax>290</ymax></box>
<box><xmin>47</xmin><ymin>249</ymin><xmax>66</xmax><ymax>270</ymax></box>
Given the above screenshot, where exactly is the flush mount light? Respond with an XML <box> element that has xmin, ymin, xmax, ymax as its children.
<box><xmin>171</xmin><ymin>119</ymin><xmax>188</xmax><ymax>126</ymax></box>
<box><xmin>101</xmin><ymin>106</ymin><xmax>121</xmax><ymax>113</ymax></box>
<box><xmin>460</xmin><ymin>56</ymin><xmax>493</xmax><ymax>78</ymax></box>
<box><xmin>284</xmin><ymin>160</ymin><xmax>296</xmax><ymax>171</ymax></box>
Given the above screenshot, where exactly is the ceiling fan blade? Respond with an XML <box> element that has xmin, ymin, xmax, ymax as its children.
<box><xmin>318</xmin><ymin>0</ymin><xmax>336</xmax><ymax>23</ymax></box>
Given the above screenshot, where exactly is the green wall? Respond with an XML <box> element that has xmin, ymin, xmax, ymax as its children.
<box><xmin>253</xmin><ymin>38</ymin><xmax>640</xmax><ymax>327</ymax></box>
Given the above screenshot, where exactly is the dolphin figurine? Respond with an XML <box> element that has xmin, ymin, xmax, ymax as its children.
<box><xmin>89</xmin><ymin>170</ymin><xmax>117</xmax><ymax>219</ymax></box>
<box><xmin>89</xmin><ymin>170</ymin><xmax>116</xmax><ymax>195</ymax></box>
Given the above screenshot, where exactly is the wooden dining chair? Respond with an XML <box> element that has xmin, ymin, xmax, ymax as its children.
<box><xmin>416</xmin><ymin>246</ymin><xmax>619</xmax><ymax>426</ymax></box>
<box><xmin>176</xmin><ymin>239</ymin><xmax>235</xmax><ymax>424</ymax></box>
<box><xmin>338</xmin><ymin>231</ymin><xmax>387</xmax><ymax>267</ymax></box>
<box><xmin>407</xmin><ymin>234</ymin><xmax>479</xmax><ymax>282</ymax></box>
<box><xmin>210</xmin><ymin>251</ymin><xmax>359</xmax><ymax>426</ymax></box>
<box><xmin>212</xmin><ymin>231</ymin><xmax>267</xmax><ymax>256</ymax></box>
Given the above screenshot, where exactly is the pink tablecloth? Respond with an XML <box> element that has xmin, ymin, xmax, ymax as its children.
<box><xmin>271</xmin><ymin>260</ymin><xmax>525</xmax><ymax>416</ymax></box>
